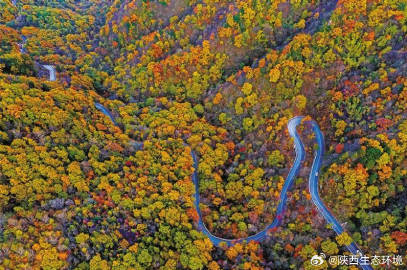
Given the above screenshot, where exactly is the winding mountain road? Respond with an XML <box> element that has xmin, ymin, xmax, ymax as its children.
<box><xmin>17</xmin><ymin>35</ymin><xmax>56</xmax><ymax>82</ymax></box>
<box><xmin>95</xmin><ymin>105</ymin><xmax>373</xmax><ymax>269</ymax></box>
<box><xmin>12</xmin><ymin>0</ymin><xmax>372</xmax><ymax>267</ymax></box>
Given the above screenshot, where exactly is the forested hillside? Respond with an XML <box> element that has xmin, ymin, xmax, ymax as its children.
<box><xmin>0</xmin><ymin>0</ymin><xmax>406</xmax><ymax>269</ymax></box>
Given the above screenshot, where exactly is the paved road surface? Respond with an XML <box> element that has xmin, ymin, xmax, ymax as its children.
<box><xmin>94</xmin><ymin>105</ymin><xmax>373</xmax><ymax>269</ymax></box>
<box><xmin>43</xmin><ymin>65</ymin><xmax>56</xmax><ymax>81</ymax></box>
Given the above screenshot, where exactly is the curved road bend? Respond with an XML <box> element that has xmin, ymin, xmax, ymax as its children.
<box><xmin>43</xmin><ymin>65</ymin><xmax>56</xmax><ymax>81</ymax></box>
<box><xmin>95</xmin><ymin>105</ymin><xmax>372</xmax><ymax>269</ymax></box>
<box><xmin>15</xmin><ymin>35</ymin><xmax>56</xmax><ymax>82</ymax></box>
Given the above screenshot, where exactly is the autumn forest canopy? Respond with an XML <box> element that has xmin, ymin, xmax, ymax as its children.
<box><xmin>0</xmin><ymin>0</ymin><xmax>407</xmax><ymax>269</ymax></box>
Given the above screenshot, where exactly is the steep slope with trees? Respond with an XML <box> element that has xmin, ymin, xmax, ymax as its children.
<box><xmin>0</xmin><ymin>0</ymin><xmax>406</xmax><ymax>269</ymax></box>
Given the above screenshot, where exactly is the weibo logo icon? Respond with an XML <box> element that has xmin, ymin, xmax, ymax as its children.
<box><xmin>310</xmin><ymin>253</ymin><xmax>326</xmax><ymax>266</ymax></box>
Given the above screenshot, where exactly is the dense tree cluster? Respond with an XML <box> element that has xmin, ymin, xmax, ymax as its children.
<box><xmin>0</xmin><ymin>0</ymin><xmax>407</xmax><ymax>269</ymax></box>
